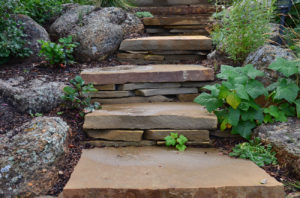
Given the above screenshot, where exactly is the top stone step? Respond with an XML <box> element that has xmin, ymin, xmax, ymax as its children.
<box><xmin>119</xmin><ymin>36</ymin><xmax>212</xmax><ymax>51</ymax></box>
<box><xmin>134</xmin><ymin>0</ymin><xmax>213</xmax><ymax>6</ymax></box>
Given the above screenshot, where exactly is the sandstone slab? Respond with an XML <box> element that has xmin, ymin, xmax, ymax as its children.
<box><xmin>177</xmin><ymin>93</ymin><xmax>199</xmax><ymax>102</ymax></box>
<box><xmin>92</xmin><ymin>96</ymin><xmax>174</xmax><ymax>104</ymax></box>
<box><xmin>83</xmin><ymin>102</ymin><xmax>217</xmax><ymax>130</ymax></box>
<box><xmin>86</xmin><ymin>130</ymin><xmax>143</xmax><ymax>142</ymax></box>
<box><xmin>145</xmin><ymin>129</ymin><xmax>210</xmax><ymax>142</ymax></box>
<box><xmin>63</xmin><ymin>147</ymin><xmax>285</xmax><ymax>198</ymax></box>
<box><xmin>156</xmin><ymin>140</ymin><xmax>211</xmax><ymax>146</ymax></box>
<box><xmin>94</xmin><ymin>84</ymin><xmax>116</xmax><ymax>91</ymax></box>
<box><xmin>142</xmin><ymin>15</ymin><xmax>210</xmax><ymax>26</ymax></box>
<box><xmin>119</xmin><ymin>82</ymin><xmax>181</xmax><ymax>90</ymax></box>
<box><xmin>134</xmin><ymin>0</ymin><xmax>213</xmax><ymax>6</ymax></box>
<box><xmin>136</xmin><ymin>5</ymin><xmax>216</xmax><ymax>15</ymax></box>
<box><xmin>81</xmin><ymin>65</ymin><xmax>214</xmax><ymax>85</ymax></box>
<box><xmin>85</xmin><ymin>140</ymin><xmax>156</xmax><ymax>147</ymax></box>
<box><xmin>135</xmin><ymin>88</ymin><xmax>198</xmax><ymax>96</ymax></box>
<box><xmin>90</xmin><ymin>91</ymin><xmax>132</xmax><ymax>98</ymax></box>
<box><xmin>119</xmin><ymin>36</ymin><xmax>212</xmax><ymax>51</ymax></box>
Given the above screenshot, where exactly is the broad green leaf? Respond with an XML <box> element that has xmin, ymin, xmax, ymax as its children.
<box><xmin>274</xmin><ymin>78</ymin><xmax>299</xmax><ymax>103</ymax></box>
<box><xmin>246</xmin><ymin>80</ymin><xmax>267</xmax><ymax>99</ymax></box>
<box><xmin>194</xmin><ymin>93</ymin><xmax>223</xmax><ymax>112</ymax></box>
<box><xmin>264</xmin><ymin>105</ymin><xmax>287</xmax><ymax>122</ymax></box>
<box><xmin>231</xmin><ymin>121</ymin><xmax>256</xmax><ymax>139</ymax></box>
<box><xmin>278</xmin><ymin>103</ymin><xmax>296</xmax><ymax>117</ymax></box>
<box><xmin>268</xmin><ymin>58</ymin><xmax>298</xmax><ymax>77</ymax></box>
<box><xmin>220</xmin><ymin>118</ymin><xmax>229</xmax><ymax>131</ymax></box>
<box><xmin>164</xmin><ymin>136</ymin><xmax>176</xmax><ymax>146</ymax></box>
<box><xmin>219</xmin><ymin>85</ymin><xmax>230</xmax><ymax>99</ymax></box>
<box><xmin>217</xmin><ymin>65</ymin><xmax>242</xmax><ymax>80</ymax></box>
<box><xmin>241</xmin><ymin>108</ymin><xmax>264</xmax><ymax>124</ymax></box>
<box><xmin>239</xmin><ymin>102</ymin><xmax>250</xmax><ymax>111</ymax></box>
<box><xmin>226</xmin><ymin>92</ymin><xmax>241</xmax><ymax>109</ymax></box>
<box><xmin>295</xmin><ymin>99</ymin><xmax>300</xmax><ymax>118</ymax></box>
<box><xmin>176</xmin><ymin>144</ymin><xmax>187</xmax><ymax>151</ymax></box>
<box><xmin>264</xmin><ymin>114</ymin><xmax>273</xmax><ymax>123</ymax></box>
<box><xmin>267</xmin><ymin>82</ymin><xmax>278</xmax><ymax>91</ymax></box>
<box><xmin>203</xmin><ymin>84</ymin><xmax>220</xmax><ymax>97</ymax></box>
<box><xmin>235</xmin><ymin>84</ymin><xmax>249</xmax><ymax>100</ymax></box>
<box><xmin>228</xmin><ymin>108</ymin><xmax>240</xmax><ymax>126</ymax></box>
<box><xmin>63</xmin><ymin>86</ymin><xmax>76</xmax><ymax>94</ymax></box>
<box><xmin>242</xmin><ymin>64</ymin><xmax>264</xmax><ymax>79</ymax></box>
<box><xmin>170</xmin><ymin>132</ymin><xmax>178</xmax><ymax>139</ymax></box>
<box><xmin>177</xmin><ymin>135</ymin><xmax>188</xmax><ymax>145</ymax></box>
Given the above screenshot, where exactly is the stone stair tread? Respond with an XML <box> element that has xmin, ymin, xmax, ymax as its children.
<box><xmin>142</xmin><ymin>15</ymin><xmax>211</xmax><ymax>26</ymax></box>
<box><xmin>81</xmin><ymin>64</ymin><xmax>214</xmax><ymax>85</ymax></box>
<box><xmin>119</xmin><ymin>35</ymin><xmax>212</xmax><ymax>51</ymax></box>
<box><xmin>83</xmin><ymin>102</ymin><xmax>217</xmax><ymax>130</ymax></box>
<box><xmin>62</xmin><ymin>147</ymin><xmax>285</xmax><ymax>198</ymax></box>
<box><xmin>134</xmin><ymin>0</ymin><xmax>213</xmax><ymax>7</ymax></box>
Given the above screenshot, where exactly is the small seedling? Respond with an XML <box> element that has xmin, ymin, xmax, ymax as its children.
<box><xmin>30</xmin><ymin>112</ymin><xmax>43</xmax><ymax>117</ymax></box>
<box><xmin>57</xmin><ymin>111</ymin><xmax>64</xmax><ymax>115</ymax></box>
<box><xmin>135</xmin><ymin>11</ymin><xmax>153</xmax><ymax>18</ymax></box>
<box><xmin>164</xmin><ymin>133</ymin><xmax>188</xmax><ymax>151</ymax></box>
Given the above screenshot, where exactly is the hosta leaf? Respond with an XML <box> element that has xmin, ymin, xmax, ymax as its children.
<box><xmin>228</xmin><ymin>108</ymin><xmax>240</xmax><ymax>126</ymax></box>
<box><xmin>295</xmin><ymin>99</ymin><xmax>300</xmax><ymax>118</ymax></box>
<box><xmin>231</xmin><ymin>121</ymin><xmax>256</xmax><ymax>139</ymax></box>
<box><xmin>268</xmin><ymin>58</ymin><xmax>298</xmax><ymax>77</ymax></box>
<box><xmin>264</xmin><ymin>105</ymin><xmax>288</xmax><ymax>122</ymax></box>
<box><xmin>226</xmin><ymin>92</ymin><xmax>241</xmax><ymax>109</ymax></box>
<box><xmin>246</xmin><ymin>80</ymin><xmax>267</xmax><ymax>99</ymax></box>
<box><xmin>242</xmin><ymin>64</ymin><xmax>264</xmax><ymax>79</ymax></box>
<box><xmin>274</xmin><ymin>78</ymin><xmax>299</xmax><ymax>103</ymax></box>
<box><xmin>194</xmin><ymin>93</ymin><xmax>223</xmax><ymax>112</ymax></box>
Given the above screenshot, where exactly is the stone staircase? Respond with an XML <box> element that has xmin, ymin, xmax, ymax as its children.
<box><xmin>62</xmin><ymin>1</ymin><xmax>286</xmax><ymax>197</ymax></box>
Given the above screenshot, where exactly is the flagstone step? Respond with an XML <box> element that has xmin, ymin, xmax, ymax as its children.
<box><xmin>142</xmin><ymin>15</ymin><xmax>211</xmax><ymax>26</ymax></box>
<box><xmin>83</xmin><ymin>102</ymin><xmax>217</xmax><ymax>130</ymax></box>
<box><xmin>134</xmin><ymin>0</ymin><xmax>213</xmax><ymax>7</ymax></box>
<box><xmin>62</xmin><ymin>147</ymin><xmax>285</xmax><ymax>198</ymax></box>
<box><xmin>119</xmin><ymin>36</ymin><xmax>212</xmax><ymax>52</ymax></box>
<box><xmin>81</xmin><ymin>64</ymin><xmax>214</xmax><ymax>85</ymax></box>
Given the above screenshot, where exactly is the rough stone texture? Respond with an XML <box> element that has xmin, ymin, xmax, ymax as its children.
<box><xmin>63</xmin><ymin>147</ymin><xmax>285</xmax><ymax>198</ymax></box>
<box><xmin>84</xmin><ymin>102</ymin><xmax>217</xmax><ymax>130</ymax></box>
<box><xmin>50</xmin><ymin>5</ymin><xmax>143</xmax><ymax>61</ymax></box>
<box><xmin>243</xmin><ymin>44</ymin><xmax>296</xmax><ymax>85</ymax></box>
<box><xmin>286</xmin><ymin>192</ymin><xmax>300</xmax><ymax>198</ymax></box>
<box><xmin>181</xmin><ymin>81</ymin><xmax>214</xmax><ymax>87</ymax></box>
<box><xmin>254</xmin><ymin>118</ymin><xmax>300</xmax><ymax>180</ymax></box>
<box><xmin>0</xmin><ymin>77</ymin><xmax>65</xmax><ymax>113</ymax></box>
<box><xmin>119</xmin><ymin>82</ymin><xmax>181</xmax><ymax>91</ymax></box>
<box><xmin>15</xmin><ymin>14</ymin><xmax>50</xmax><ymax>61</ymax></box>
<box><xmin>135</xmin><ymin>87</ymin><xmax>198</xmax><ymax>96</ymax></box>
<box><xmin>86</xmin><ymin>130</ymin><xmax>144</xmax><ymax>142</ymax></box>
<box><xmin>94</xmin><ymin>84</ymin><xmax>116</xmax><ymax>91</ymax></box>
<box><xmin>92</xmin><ymin>96</ymin><xmax>174</xmax><ymax>104</ymax></box>
<box><xmin>134</xmin><ymin>0</ymin><xmax>212</xmax><ymax>6</ymax></box>
<box><xmin>119</xmin><ymin>36</ymin><xmax>212</xmax><ymax>51</ymax></box>
<box><xmin>135</xmin><ymin>5</ymin><xmax>216</xmax><ymax>15</ymax></box>
<box><xmin>81</xmin><ymin>65</ymin><xmax>215</xmax><ymax>85</ymax></box>
<box><xmin>142</xmin><ymin>15</ymin><xmax>210</xmax><ymax>26</ymax></box>
<box><xmin>145</xmin><ymin>129</ymin><xmax>210</xmax><ymax>142</ymax></box>
<box><xmin>85</xmin><ymin>140</ymin><xmax>156</xmax><ymax>147</ymax></box>
<box><xmin>269</xmin><ymin>23</ymin><xmax>281</xmax><ymax>44</ymax></box>
<box><xmin>177</xmin><ymin>93</ymin><xmax>199</xmax><ymax>102</ymax></box>
<box><xmin>0</xmin><ymin>117</ymin><xmax>68</xmax><ymax>198</ymax></box>
<box><xmin>90</xmin><ymin>91</ymin><xmax>133</xmax><ymax>98</ymax></box>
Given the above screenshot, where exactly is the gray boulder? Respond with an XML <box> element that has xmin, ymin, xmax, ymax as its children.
<box><xmin>15</xmin><ymin>14</ymin><xmax>50</xmax><ymax>61</ymax></box>
<box><xmin>243</xmin><ymin>44</ymin><xmax>296</xmax><ymax>85</ymax></box>
<box><xmin>0</xmin><ymin>77</ymin><xmax>65</xmax><ymax>113</ymax></box>
<box><xmin>50</xmin><ymin>5</ymin><xmax>143</xmax><ymax>61</ymax></box>
<box><xmin>0</xmin><ymin>117</ymin><xmax>68</xmax><ymax>198</ymax></box>
<box><xmin>254</xmin><ymin>118</ymin><xmax>300</xmax><ymax>180</ymax></box>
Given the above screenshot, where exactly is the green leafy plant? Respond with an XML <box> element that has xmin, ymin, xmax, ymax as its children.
<box><xmin>62</xmin><ymin>76</ymin><xmax>101</xmax><ymax>116</ymax></box>
<box><xmin>229</xmin><ymin>137</ymin><xmax>277</xmax><ymax>167</ymax></box>
<box><xmin>0</xmin><ymin>0</ymin><xmax>32</xmax><ymax>64</ymax></box>
<box><xmin>164</xmin><ymin>133</ymin><xmax>188</xmax><ymax>151</ymax></box>
<box><xmin>284</xmin><ymin>25</ymin><xmax>300</xmax><ymax>57</ymax></box>
<box><xmin>194</xmin><ymin>58</ymin><xmax>299</xmax><ymax>139</ymax></box>
<box><xmin>135</xmin><ymin>11</ymin><xmax>153</xmax><ymax>18</ymax></box>
<box><xmin>212</xmin><ymin>0</ymin><xmax>275</xmax><ymax>61</ymax></box>
<box><xmin>29</xmin><ymin>112</ymin><xmax>43</xmax><ymax>117</ymax></box>
<box><xmin>38</xmin><ymin>36</ymin><xmax>79</xmax><ymax>67</ymax></box>
<box><xmin>93</xmin><ymin>0</ymin><xmax>134</xmax><ymax>8</ymax></box>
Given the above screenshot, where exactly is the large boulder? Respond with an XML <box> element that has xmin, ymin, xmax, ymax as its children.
<box><xmin>15</xmin><ymin>14</ymin><xmax>50</xmax><ymax>61</ymax></box>
<box><xmin>243</xmin><ymin>44</ymin><xmax>296</xmax><ymax>85</ymax></box>
<box><xmin>0</xmin><ymin>77</ymin><xmax>65</xmax><ymax>113</ymax></box>
<box><xmin>50</xmin><ymin>4</ymin><xmax>144</xmax><ymax>62</ymax></box>
<box><xmin>0</xmin><ymin>117</ymin><xmax>69</xmax><ymax>197</ymax></box>
<box><xmin>254</xmin><ymin>118</ymin><xmax>300</xmax><ymax>180</ymax></box>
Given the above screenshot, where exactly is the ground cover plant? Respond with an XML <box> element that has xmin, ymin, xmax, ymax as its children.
<box><xmin>212</xmin><ymin>0</ymin><xmax>275</xmax><ymax>61</ymax></box>
<box><xmin>164</xmin><ymin>133</ymin><xmax>188</xmax><ymax>151</ymax></box>
<box><xmin>194</xmin><ymin>58</ymin><xmax>299</xmax><ymax>139</ymax></box>
<box><xmin>229</xmin><ymin>137</ymin><xmax>277</xmax><ymax>167</ymax></box>
<box><xmin>62</xmin><ymin>76</ymin><xmax>101</xmax><ymax>116</ymax></box>
<box><xmin>135</xmin><ymin>11</ymin><xmax>153</xmax><ymax>18</ymax></box>
<box><xmin>38</xmin><ymin>36</ymin><xmax>79</xmax><ymax>67</ymax></box>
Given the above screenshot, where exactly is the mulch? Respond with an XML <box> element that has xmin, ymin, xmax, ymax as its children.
<box><xmin>0</xmin><ymin>56</ymin><xmax>298</xmax><ymax>196</ymax></box>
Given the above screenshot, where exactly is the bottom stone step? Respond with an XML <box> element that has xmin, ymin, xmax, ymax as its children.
<box><xmin>63</xmin><ymin>147</ymin><xmax>284</xmax><ymax>198</ymax></box>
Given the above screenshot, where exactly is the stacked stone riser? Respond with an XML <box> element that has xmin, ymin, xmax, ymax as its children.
<box><xmin>90</xmin><ymin>81</ymin><xmax>214</xmax><ymax>104</ymax></box>
<box><xmin>85</xmin><ymin>129</ymin><xmax>211</xmax><ymax>147</ymax></box>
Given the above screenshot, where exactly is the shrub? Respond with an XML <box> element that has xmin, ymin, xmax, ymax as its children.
<box><xmin>62</xmin><ymin>76</ymin><xmax>101</xmax><ymax>116</ymax></box>
<box><xmin>38</xmin><ymin>36</ymin><xmax>79</xmax><ymax>67</ymax></box>
<box><xmin>212</xmin><ymin>0</ymin><xmax>275</xmax><ymax>61</ymax></box>
<box><xmin>0</xmin><ymin>0</ymin><xmax>32</xmax><ymax>64</ymax></box>
<box><xmin>135</xmin><ymin>11</ymin><xmax>153</xmax><ymax>18</ymax></box>
<box><xmin>164</xmin><ymin>133</ymin><xmax>188</xmax><ymax>151</ymax></box>
<box><xmin>229</xmin><ymin>137</ymin><xmax>277</xmax><ymax>167</ymax></box>
<box><xmin>194</xmin><ymin>58</ymin><xmax>299</xmax><ymax>139</ymax></box>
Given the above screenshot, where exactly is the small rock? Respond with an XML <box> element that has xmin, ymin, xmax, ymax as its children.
<box><xmin>58</xmin><ymin>171</ymin><xmax>64</xmax><ymax>175</ymax></box>
<box><xmin>260</xmin><ymin>178</ymin><xmax>268</xmax><ymax>184</ymax></box>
